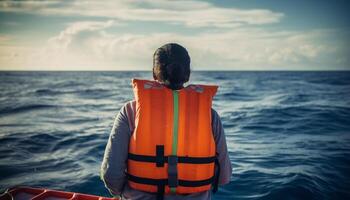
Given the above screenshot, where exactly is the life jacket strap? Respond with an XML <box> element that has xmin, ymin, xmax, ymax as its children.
<box><xmin>156</xmin><ymin>183</ymin><xmax>165</xmax><ymax>200</ymax></box>
<box><xmin>127</xmin><ymin>173</ymin><xmax>215</xmax><ymax>187</ymax></box>
<box><xmin>128</xmin><ymin>153</ymin><xmax>216</xmax><ymax>165</ymax></box>
<box><xmin>212</xmin><ymin>157</ymin><xmax>220</xmax><ymax>193</ymax></box>
<box><xmin>156</xmin><ymin>145</ymin><xmax>165</xmax><ymax>167</ymax></box>
<box><xmin>167</xmin><ymin>155</ymin><xmax>178</xmax><ymax>188</ymax></box>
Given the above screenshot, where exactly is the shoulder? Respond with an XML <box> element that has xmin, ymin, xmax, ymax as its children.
<box><xmin>210</xmin><ymin>108</ymin><xmax>224</xmax><ymax>144</ymax></box>
<box><xmin>211</xmin><ymin>108</ymin><xmax>220</xmax><ymax>119</ymax></box>
<box><xmin>211</xmin><ymin>108</ymin><xmax>222</xmax><ymax>128</ymax></box>
<box><xmin>121</xmin><ymin>100</ymin><xmax>136</xmax><ymax>133</ymax></box>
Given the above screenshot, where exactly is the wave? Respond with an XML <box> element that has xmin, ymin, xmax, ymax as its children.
<box><xmin>1</xmin><ymin>71</ymin><xmax>350</xmax><ymax>199</ymax></box>
<box><xmin>0</xmin><ymin>104</ymin><xmax>57</xmax><ymax>115</ymax></box>
<box><xmin>218</xmin><ymin>92</ymin><xmax>259</xmax><ymax>101</ymax></box>
<box><xmin>35</xmin><ymin>89</ymin><xmax>62</xmax><ymax>95</ymax></box>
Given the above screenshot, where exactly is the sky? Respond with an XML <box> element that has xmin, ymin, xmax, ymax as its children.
<box><xmin>0</xmin><ymin>0</ymin><xmax>349</xmax><ymax>71</ymax></box>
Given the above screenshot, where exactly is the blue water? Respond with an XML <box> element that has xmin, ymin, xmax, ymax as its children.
<box><xmin>0</xmin><ymin>71</ymin><xmax>350</xmax><ymax>199</ymax></box>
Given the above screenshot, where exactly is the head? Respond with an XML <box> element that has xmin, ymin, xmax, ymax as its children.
<box><xmin>153</xmin><ymin>43</ymin><xmax>191</xmax><ymax>90</ymax></box>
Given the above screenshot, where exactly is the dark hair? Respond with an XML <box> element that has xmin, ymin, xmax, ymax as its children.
<box><xmin>153</xmin><ymin>43</ymin><xmax>191</xmax><ymax>90</ymax></box>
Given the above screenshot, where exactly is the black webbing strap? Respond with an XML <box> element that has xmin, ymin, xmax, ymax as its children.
<box><xmin>212</xmin><ymin>157</ymin><xmax>220</xmax><ymax>193</ymax></box>
<box><xmin>156</xmin><ymin>183</ymin><xmax>165</xmax><ymax>200</ymax></box>
<box><xmin>128</xmin><ymin>145</ymin><xmax>217</xmax><ymax>198</ymax></box>
<box><xmin>127</xmin><ymin>173</ymin><xmax>167</xmax><ymax>185</ymax></box>
<box><xmin>167</xmin><ymin>155</ymin><xmax>178</xmax><ymax>188</ymax></box>
<box><xmin>156</xmin><ymin>145</ymin><xmax>165</xmax><ymax>167</ymax></box>
<box><xmin>179</xmin><ymin>177</ymin><xmax>215</xmax><ymax>187</ymax></box>
<box><xmin>127</xmin><ymin>173</ymin><xmax>215</xmax><ymax>187</ymax></box>
<box><xmin>128</xmin><ymin>153</ymin><xmax>216</xmax><ymax>164</ymax></box>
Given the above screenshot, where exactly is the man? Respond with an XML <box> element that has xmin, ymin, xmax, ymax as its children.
<box><xmin>101</xmin><ymin>43</ymin><xmax>232</xmax><ymax>200</ymax></box>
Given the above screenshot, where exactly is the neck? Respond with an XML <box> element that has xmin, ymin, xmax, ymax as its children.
<box><xmin>163</xmin><ymin>83</ymin><xmax>184</xmax><ymax>90</ymax></box>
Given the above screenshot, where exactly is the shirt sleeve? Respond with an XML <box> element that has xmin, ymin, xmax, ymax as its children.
<box><xmin>211</xmin><ymin>108</ymin><xmax>232</xmax><ymax>185</ymax></box>
<box><xmin>100</xmin><ymin>103</ymin><xmax>131</xmax><ymax>196</ymax></box>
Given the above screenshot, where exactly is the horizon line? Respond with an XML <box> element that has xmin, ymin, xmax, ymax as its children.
<box><xmin>1</xmin><ymin>69</ymin><xmax>350</xmax><ymax>72</ymax></box>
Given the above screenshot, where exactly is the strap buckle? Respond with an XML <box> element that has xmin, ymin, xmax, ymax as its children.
<box><xmin>168</xmin><ymin>155</ymin><xmax>178</xmax><ymax>188</ymax></box>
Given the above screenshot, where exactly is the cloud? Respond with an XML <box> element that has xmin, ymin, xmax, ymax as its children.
<box><xmin>0</xmin><ymin>21</ymin><xmax>347</xmax><ymax>70</ymax></box>
<box><xmin>0</xmin><ymin>35</ymin><xmax>11</xmax><ymax>44</ymax></box>
<box><xmin>0</xmin><ymin>0</ymin><xmax>284</xmax><ymax>28</ymax></box>
<box><xmin>5</xmin><ymin>20</ymin><xmax>337</xmax><ymax>71</ymax></box>
<box><xmin>0</xmin><ymin>1</ymin><xmax>348</xmax><ymax>70</ymax></box>
<box><xmin>48</xmin><ymin>20</ymin><xmax>115</xmax><ymax>49</ymax></box>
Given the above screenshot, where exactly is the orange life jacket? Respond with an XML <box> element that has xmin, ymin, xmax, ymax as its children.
<box><xmin>127</xmin><ymin>79</ymin><xmax>219</xmax><ymax>198</ymax></box>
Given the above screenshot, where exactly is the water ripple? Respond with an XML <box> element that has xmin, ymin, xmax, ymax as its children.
<box><xmin>0</xmin><ymin>71</ymin><xmax>350</xmax><ymax>199</ymax></box>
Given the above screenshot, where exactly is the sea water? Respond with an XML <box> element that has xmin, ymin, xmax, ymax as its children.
<box><xmin>0</xmin><ymin>71</ymin><xmax>349</xmax><ymax>199</ymax></box>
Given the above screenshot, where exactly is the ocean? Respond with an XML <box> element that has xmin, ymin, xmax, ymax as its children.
<box><xmin>0</xmin><ymin>71</ymin><xmax>349</xmax><ymax>199</ymax></box>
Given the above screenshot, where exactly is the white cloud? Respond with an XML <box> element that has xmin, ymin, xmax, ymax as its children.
<box><xmin>48</xmin><ymin>20</ymin><xmax>115</xmax><ymax>49</ymax></box>
<box><xmin>0</xmin><ymin>1</ymin><xmax>348</xmax><ymax>70</ymax></box>
<box><xmin>0</xmin><ymin>35</ymin><xmax>11</xmax><ymax>44</ymax></box>
<box><xmin>0</xmin><ymin>21</ymin><xmax>341</xmax><ymax>71</ymax></box>
<box><xmin>0</xmin><ymin>0</ymin><xmax>283</xmax><ymax>28</ymax></box>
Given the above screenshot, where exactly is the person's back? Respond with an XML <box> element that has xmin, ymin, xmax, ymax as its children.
<box><xmin>101</xmin><ymin>43</ymin><xmax>232</xmax><ymax>200</ymax></box>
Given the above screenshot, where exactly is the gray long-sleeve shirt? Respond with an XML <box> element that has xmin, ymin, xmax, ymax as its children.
<box><xmin>101</xmin><ymin>100</ymin><xmax>232</xmax><ymax>200</ymax></box>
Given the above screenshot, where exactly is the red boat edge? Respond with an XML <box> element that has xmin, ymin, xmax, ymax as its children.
<box><xmin>0</xmin><ymin>186</ymin><xmax>119</xmax><ymax>200</ymax></box>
